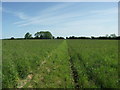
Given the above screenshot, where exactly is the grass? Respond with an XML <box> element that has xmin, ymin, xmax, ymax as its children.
<box><xmin>24</xmin><ymin>40</ymin><xmax>74</xmax><ymax>88</ymax></box>
<box><xmin>2</xmin><ymin>39</ymin><xmax>119</xmax><ymax>88</ymax></box>
<box><xmin>67</xmin><ymin>40</ymin><xmax>118</xmax><ymax>88</ymax></box>
<box><xmin>0</xmin><ymin>40</ymin><xmax>2</xmax><ymax>89</ymax></box>
<box><xmin>2</xmin><ymin>40</ymin><xmax>66</xmax><ymax>88</ymax></box>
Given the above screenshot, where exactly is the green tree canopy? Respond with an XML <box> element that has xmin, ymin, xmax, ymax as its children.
<box><xmin>24</xmin><ymin>32</ymin><xmax>32</xmax><ymax>39</ymax></box>
<box><xmin>34</xmin><ymin>32</ymin><xmax>41</xmax><ymax>38</ymax></box>
<box><xmin>34</xmin><ymin>31</ymin><xmax>53</xmax><ymax>39</ymax></box>
<box><xmin>110</xmin><ymin>34</ymin><xmax>117</xmax><ymax>38</ymax></box>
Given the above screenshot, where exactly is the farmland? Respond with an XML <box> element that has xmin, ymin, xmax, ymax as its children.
<box><xmin>67</xmin><ymin>40</ymin><xmax>118</xmax><ymax>88</ymax></box>
<box><xmin>2</xmin><ymin>40</ymin><xmax>119</xmax><ymax>88</ymax></box>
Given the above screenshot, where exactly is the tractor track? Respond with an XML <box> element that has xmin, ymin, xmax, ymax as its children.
<box><xmin>69</xmin><ymin>56</ymin><xmax>80</xmax><ymax>88</ymax></box>
<box><xmin>17</xmin><ymin>45</ymin><xmax>58</xmax><ymax>88</ymax></box>
<box><xmin>77</xmin><ymin>54</ymin><xmax>103</xmax><ymax>88</ymax></box>
<box><xmin>67</xmin><ymin>45</ymin><xmax>80</xmax><ymax>88</ymax></box>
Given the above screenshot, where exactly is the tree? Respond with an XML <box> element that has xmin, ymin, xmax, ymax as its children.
<box><xmin>106</xmin><ymin>34</ymin><xmax>109</xmax><ymax>38</ymax></box>
<box><xmin>52</xmin><ymin>36</ymin><xmax>55</xmax><ymax>39</ymax></box>
<box><xmin>43</xmin><ymin>31</ymin><xmax>53</xmax><ymax>39</ymax></box>
<box><xmin>34</xmin><ymin>31</ymin><xmax>53</xmax><ymax>39</ymax></box>
<box><xmin>24</xmin><ymin>32</ymin><xmax>32</xmax><ymax>39</ymax></box>
<box><xmin>34</xmin><ymin>32</ymin><xmax>41</xmax><ymax>39</ymax></box>
<box><xmin>66</xmin><ymin>37</ymin><xmax>68</xmax><ymax>39</ymax></box>
<box><xmin>11</xmin><ymin>37</ymin><xmax>14</xmax><ymax>40</ymax></box>
<box><xmin>110</xmin><ymin>34</ymin><xmax>116</xmax><ymax>38</ymax></box>
<box><xmin>56</xmin><ymin>37</ymin><xmax>64</xmax><ymax>39</ymax></box>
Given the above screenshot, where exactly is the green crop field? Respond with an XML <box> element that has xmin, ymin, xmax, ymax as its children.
<box><xmin>2</xmin><ymin>40</ymin><xmax>119</xmax><ymax>88</ymax></box>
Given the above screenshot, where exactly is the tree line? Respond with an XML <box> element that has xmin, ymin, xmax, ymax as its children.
<box><xmin>24</xmin><ymin>31</ymin><xmax>53</xmax><ymax>39</ymax></box>
<box><xmin>66</xmin><ymin>34</ymin><xmax>120</xmax><ymax>40</ymax></box>
<box><xmin>10</xmin><ymin>31</ymin><xmax>120</xmax><ymax>40</ymax></box>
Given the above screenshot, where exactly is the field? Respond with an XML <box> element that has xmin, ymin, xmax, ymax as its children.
<box><xmin>2</xmin><ymin>40</ymin><xmax>119</xmax><ymax>88</ymax></box>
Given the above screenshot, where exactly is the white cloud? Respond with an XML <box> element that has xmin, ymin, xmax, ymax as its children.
<box><xmin>15</xmin><ymin>12</ymin><xmax>29</xmax><ymax>20</ymax></box>
<box><xmin>13</xmin><ymin>3</ymin><xmax>75</xmax><ymax>27</ymax></box>
<box><xmin>91</xmin><ymin>7</ymin><xmax>118</xmax><ymax>15</ymax></box>
<box><xmin>50</xmin><ymin>7</ymin><xmax>118</xmax><ymax>37</ymax></box>
<box><xmin>2</xmin><ymin>8</ymin><xmax>29</xmax><ymax>20</ymax></box>
<box><xmin>16</xmin><ymin>12</ymin><xmax>85</xmax><ymax>27</ymax></box>
<box><xmin>3</xmin><ymin>3</ymin><xmax>117</xmax><ymax>37</ymax></box>
<box><xmin>13</xmin><ymin>6</ymin><xmax>117</xmax><ymax>28</ymax></box>
<box><xmin>40</xmin><ymin>3</ymin><xmax>73</xmax><ymax>13</ymax></box>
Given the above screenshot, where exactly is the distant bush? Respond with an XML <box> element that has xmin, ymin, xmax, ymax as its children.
<box><xmin>11</xmin><ymin>37</ymin><xmax>14</xmax><ymax>40</ymax></box>
<box><xmin>56</xmin><ymin>37</ymin><xmax>65</xmax><ymax>39</ymax></box>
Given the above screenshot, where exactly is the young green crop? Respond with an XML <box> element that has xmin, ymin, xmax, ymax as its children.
<box><xmin>2</xmin><ymin>39</ymin><xmax>119</xmax><ymax>88</ymax></box>
<box><xmin>25</xmin><ymin>40</ymin><xmax>74</xmax><ymax>88</ymax></box>
<box><xmin>2</xmin><ymin>40</ymin><xmax>64</xmax><ymax>88</ymax></box>
<box><xmin>2</xmin><ymin>40</ymin><xmax>74</xmax><ymax>88</ymax></box>
<box><xmin>67</xmin><ymin>40</ymin><xmax>118</xmax><ymax>88</ymax></box>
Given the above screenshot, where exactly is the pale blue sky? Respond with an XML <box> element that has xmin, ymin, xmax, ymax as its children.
<box><xmin>2</xmin><ymin>2</ymin><xmax>118</xmax><ymax>38</ymax></box>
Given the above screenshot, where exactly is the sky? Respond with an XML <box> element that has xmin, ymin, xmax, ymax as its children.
<box><xmin>2</xmin><ymin>2</ymin><xmax>118</xmax><ymax>38</ymax></box>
